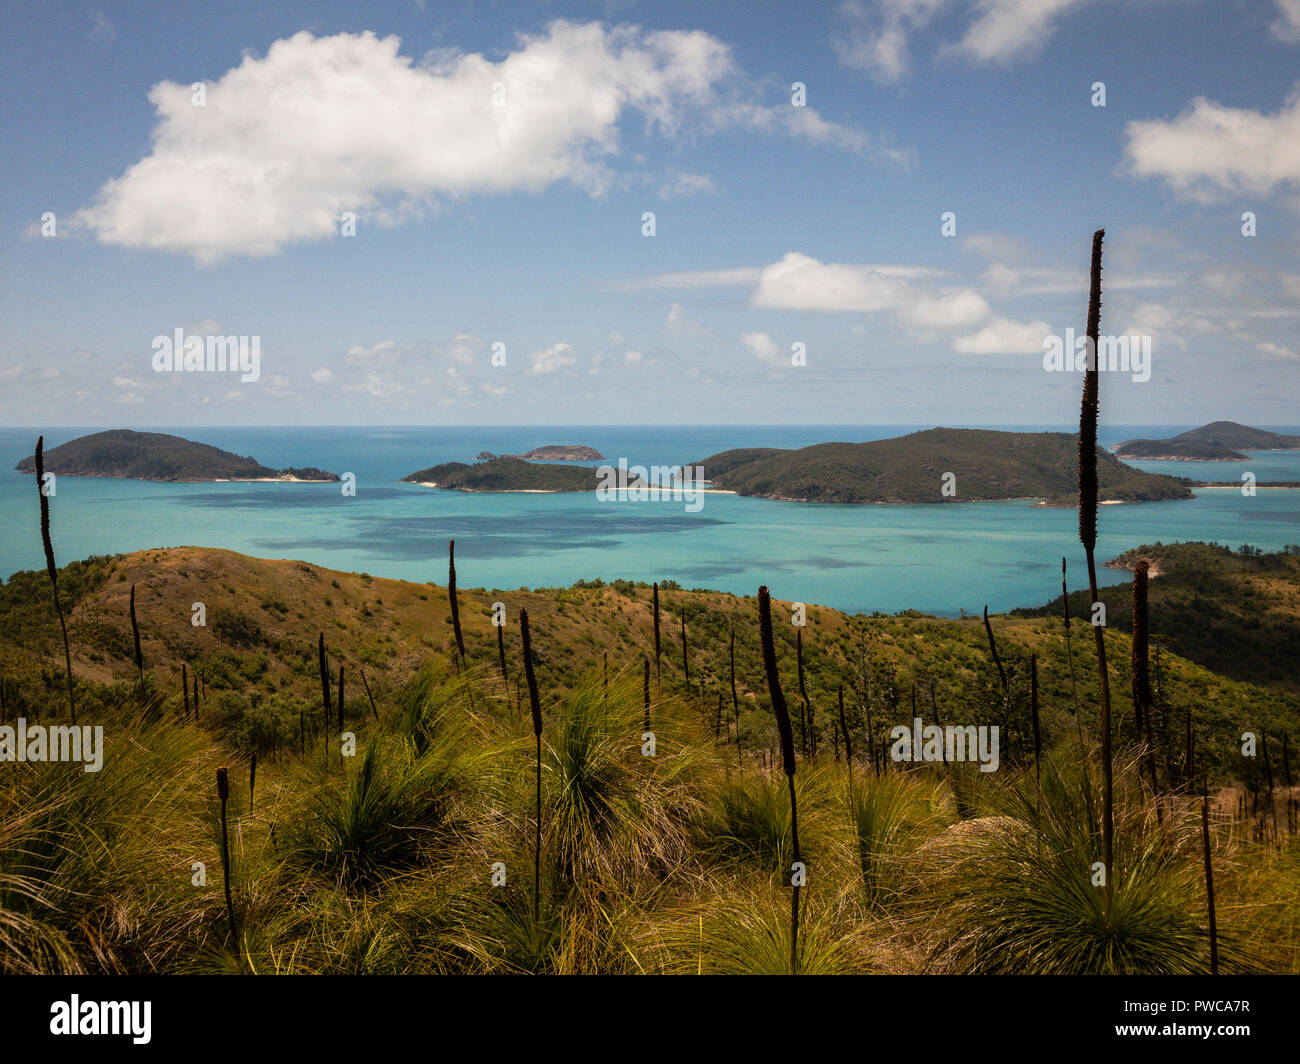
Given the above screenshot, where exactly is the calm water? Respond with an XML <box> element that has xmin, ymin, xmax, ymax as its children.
<box><xmin>1</xmin><ymin>425</ymin><xmax>1297</xmax><ymax>617</ymax></box>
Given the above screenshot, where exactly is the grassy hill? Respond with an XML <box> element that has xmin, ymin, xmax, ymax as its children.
<box><xmin>697</xmin><ymin>428</ymin><xmax>1191</xmax><ymax>504</ymax></box>
<box><xmin>14</xmin><ymin>430</ymin><xmax>338</xmax><ymax>482</ymax></box>
<box><xmin>2</xmin><ymin>544</ymin><xmax>1297</xmax><ymax>975</ymax></box>
<box><xmin>1014</xmin><ymin>541</ymin><xmax>1300</xmax><ymax>693</ymax></box>
<box><xmin>2</xmin><ymin>543</ymin><xmax>1294</xmax><ymax>777</ymax></box>
<box><xmin>1115</xmin><ymin>421</ymin><xmax>1300</xmax><ymax>460</ymax></box>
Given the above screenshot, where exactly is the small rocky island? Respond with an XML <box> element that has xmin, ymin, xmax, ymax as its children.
<box><xmin>474</xmin><ymin>445</ymin><xmax>604</xmax><ymax>462</ymax></box>
<box><xmin>15</xmin><ymin>430</ymin><xmax>339</xmax><ymax>482</ymax></box>
<box><xmin>1113</xmin><ymin>421</ymin><xmax>1300</xmax><ymax>461</ymax></box>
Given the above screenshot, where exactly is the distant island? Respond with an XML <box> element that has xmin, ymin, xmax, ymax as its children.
<box><xmin>407</xmin><ymin>428</ymin><xmax>1190</xmax><ymax>504</ymax></box>
<box><xmin>695</xmin><ymin>428</ymin><xmax>1191</xmax><ymax>505</ymax></box>
<box><xmin>15</xmin><ymin>430</ymin><xmax>339</xmax><ymax>482</ymax></box>
<box><xmin>404</xmin><ymin>456</ymin><xmax>600</xmax><ymax>492</ymax></box>
<box><xmin>1113</xmin><ymin>421</ymin><xmax>1300</xmax><ymax>461</ymax></box>
<box><xmin>474</xmin><ymin>445</ymin><xmax>604</xmax><ymax>462</ymax></box>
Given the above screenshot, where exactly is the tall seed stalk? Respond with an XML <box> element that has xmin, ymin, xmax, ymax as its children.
<box><xmin>1030</xmin><ymin>653</ymin><xmax>1041</xmax><ymax>790</ymax></box>
<box><xmin>729</xmin><ymin>628</ymin><xmax>738</xmax><ymax>725</ymax></box>
<box><xmin>317</xmin><ymin>633</ymin><xmax>331</xmax><ymax>767</ymax></box>
<box><xmin>652</xmin><ymin>582</ymin><xmax>661</xmax><ymax>683</ymax></box>
<box><xmin>129</xmin><ymin>584</ymin><xmax>144</xmax><ymax>689</ymax></box>
<box><xmin>182</xmin><ymin>663</ymin><xmax>191</xmax><ymax>720</ymax></box>
<box><xmin>643</xmin><ymin>657</ymin><xmax>650</xmax><ymax>732</ymax></box>
<box><xmin>1133</xmin><ymin>561</ymin><xmax>1161</xmax><ymax>798</ymax></box>
<box><xmin>1200</xmin><ymin>767</ymin><xmax>1218</xmax><ymax>974</ymax></box>
<box><xmin>497</xmin><ymin>619</ymin><xmax>507</xmax><ymax>684</ymax></box>
<box><xmin>1077</xmin><ymin>227</ymin><xmax>1114</xmax><ymax>919</ymax></box>
<box><xmin>758</xmin><ymin>586</ymin><xmax>801</xmax><ymax>975</ymax></box>
<box><xmin>448</xmin><ymin>539</ymin><xmax>465</xmax><ymax>669</ymax></box>
<box><xmin>982</xmin><ymin>605</ymin><xmax>1008</xmax><ymax>692</ymax></box>
<box><xmin>520</xmin><ymin>607</ymin><xmax>544</xmax><ymax>921</ymax></box>
<box><xmin>216</xmin><ymin>767</ymin><xmax>239</xmax><ymax>948</ymax></box>
<box><xmin>360</xmin><ymin>667</ymin><xmax>380</xmax><ymax>721</ymax></box>
<box><xmin>680</xmin><ymin>610</ymin><xmax>689</xmax><ymax>683</ymax></box>
<box><xmin>34</xmin><ymin>438</ymin><xmax>75</xmax><ymax>723</ymax></box>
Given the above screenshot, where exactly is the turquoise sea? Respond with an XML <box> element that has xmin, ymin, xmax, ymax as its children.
<box><xmin>1</xmin><ymin>425</ymin><xmax>1297</xmax><ymax>618</ymax></box>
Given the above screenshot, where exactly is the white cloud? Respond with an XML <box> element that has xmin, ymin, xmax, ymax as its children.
<box><xmin>741</xmin><ymin>331</ymin><xmax>787</xmax><ymax>368</ymax></box>
<box><xmin>311</xmin><ymin>367</ymin><xmax>334</xmax><ymax>382</ymax></box>
<box><xmin>1258</xmin><ymin>340</ymin><xmax>1298</xmax><ymax>360</ymax></box>
<box><xmin>836</xmin><ymin>0</ymin><xmax>1095</xmax><ymax>80</ymax></box>
<box><xmin>664</xmin><ymin>301</ymin><xmax>713</xmax><ymax>338</ymax></box>
<box><xmin>1272</xmin><ymin>0</ymin><xmax>1300</xmax><ymax>43</ymax></box>
<box><xmin>899</xmin><ymin>288</ymin><xmax>991</xmax><ymax>329</ymax></box>
<box><xmin>1124</xmin><ymin>86</ymin><xmax>1300</xmax><ymax>203</ymax></box>
<box><xmin>752</xmin><ymin>252</ymin><xmax>943</xmax><ymax>313</ymax></box>
<box><xmin>623</xmin><ymin>349</ymin><xmax>643</xmax><ymax>363</ymax></box>
<box><xmin>346</xmin><ymin>340</ymin><xmax>398</xmax><ymax>361</ymax></box>
<box><xmin>952</xmin><ymin>0</ymin><xmax>1088</xmax><ymax>64</ymax></box>
<box><xmin>834</xmin><ymin>0</ymin><xmax>950</xmax><ymax>82</ymax></box>
<box><xmin>953</xmin><ymin>316</ymin><xmax>1050</xmax><ymax>355</ymax></box>
<box><xmin>529</xmin><ymin>341</ymin><xmax>576</xmax><ymax>374</ymax></box>
<box><xmin>657</xmin><ymin>171</ymin><xmax>715</xmax><ymax>199</ymax></box>
<box><xmin>74</xmin><ymin>22</ymin><xmax>874</xmax><ymax>263</ymax></box>
<box><xmin>75</xmin><ymin>23</ymin><xmax>734</xmax><ymax>262</ymax></box>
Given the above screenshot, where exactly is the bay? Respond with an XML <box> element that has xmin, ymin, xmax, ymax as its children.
<box><xmin>1</xmin><ymin>424</ymin><xmax>1296</xmax><ymax>617</ymax></box>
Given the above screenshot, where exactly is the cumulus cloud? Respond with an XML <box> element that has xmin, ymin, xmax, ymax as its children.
<box><xmin>311</xmin><ymin>367</ymin><xmax>334</xmax><ymax>382</ymax></box>
<box><xmin>74</xmin><ymin>22</ymin><xmax>873</xmax><ymax>263</ymax></box>
<box><xmin>952</xmin><ymin>316</ymin><xmax>1050</xmax><ymax>355</ymax></box>
<box><xmin>529</xmin><ymin>341</ymin><xmax>577</xmax><ymax>374</ymax></box>
<box><xmin>740</xmin><ymin>331</ymin><xmax>787</xmax><ymax>368</ymax></box>
<box><xmin>1124</xmin><ymin>86</ymin><xmax>1300</xmax><ymax>203</ymax></box>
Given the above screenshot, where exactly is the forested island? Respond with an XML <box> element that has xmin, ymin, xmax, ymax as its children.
<box><xmin>14</xmin><ymin>430</ymin><xmax>339</xmax><ymax>482</ymax></box>
<box><xmin>695</xmin><ymin>428</ymin><xmax>1191</xmax><ymax>505</ymax></box>
<box><xmin>1113</xmin><ymin>421</ymin><xmax>1300</xmax><ymax>460</ymax></box>
<box><xmin>404</xmin><ymin>456</ymin><xmax>600</xmax><ymax>491</ymax></box>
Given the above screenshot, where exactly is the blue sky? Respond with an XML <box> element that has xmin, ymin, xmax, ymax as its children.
<box><xmin>2</xmin><ymin>0</ymin><xmax>1298</xmax><ymax>426</ymax></box>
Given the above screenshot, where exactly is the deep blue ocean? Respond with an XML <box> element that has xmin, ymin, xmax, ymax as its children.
<box><xmin>1</xmin><ymin>425</ymin><xmax>1297</xmax><ymax>617</ymax></box>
